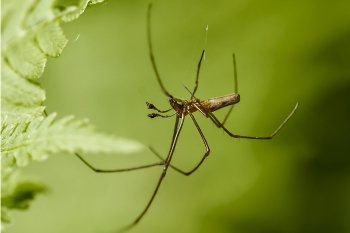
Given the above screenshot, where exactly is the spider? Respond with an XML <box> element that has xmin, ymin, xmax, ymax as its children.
<box><xmin>75</xmin><ymin>3</ymin><xmax>298</xmax><ymax>232</ymax></box>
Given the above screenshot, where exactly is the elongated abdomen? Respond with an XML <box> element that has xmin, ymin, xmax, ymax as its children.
<box><xmin>201</xmin><ymin>93</ymin><xmax>240</xmax><ymax>112</ymax></box>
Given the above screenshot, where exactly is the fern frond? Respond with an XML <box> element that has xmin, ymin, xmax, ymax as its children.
<box><xmin>1</xmin><ymin>61</ymin><xmax>45</xmax><ymax>107</ymax></box>
<box><xmin>1</xmin><ymin>0</ymin><xmax>143</xmax><ymax>229</ymax></box>
<box><xmin>1</xmin><ymin>113</ymin><xmax>144</xmax><ymax>168</ymax></box>
<box><xmin>1</xmin><ymin>0</ymin><xmax>108</xmax><ymax>120</ymax></box>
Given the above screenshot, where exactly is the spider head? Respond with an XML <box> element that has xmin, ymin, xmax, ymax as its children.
<box><xmin>168</xmin><ymin>95</ymin><xmax>176</xmax><ymax>105</ymax></box>
<box><xmin>168</xmin><ymin>95</ymin><xmax>183</xmax><ymax>114</ymax></box>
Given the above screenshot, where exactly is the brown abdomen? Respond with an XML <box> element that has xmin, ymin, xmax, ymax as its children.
<box><xmin>201</xmin><ymin>93</ymin><xmax>240</xmax><ymax>112</ymax></box>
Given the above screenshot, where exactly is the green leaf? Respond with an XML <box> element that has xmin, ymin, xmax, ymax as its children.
<box><xmin>1</xmin><ymin>0</ymin><xmax>103</xmax><ymax>120</ymax></box>
<box><xmin>1</xmin><ymin>113</ymin><xmax>145</xmax><ymax>168</ymax></box>
<box><xmin>1</xmin><ymin>61</ymin><xmax>45</xmax><ymax>107</ymax></box>
<box><xmin>55</xmin><ymin>0</ymin><xmax>108</xmax><ymax>22</ymax></box>
<box><xmin>1</xmin><ymin>172</ymin><xmax>47</xmax><ymax>210</ymax></box>
<box><xmin>1</xmin><ymin>0</ymin><xmax>103</xmax><ymax>81</ymax></box>
<box><xmin>2</xmin><ymin>0</ymin><xmax>67</xmax><ymax>80</ymax></box>
<box><xmin>1</xmin><ymin>170</ymin><xmax>47</xmax><ymax>230</ymax></box>
<box><xmin>1</xmin><ymin>0</ymin><xmax>145</xmax><ymax>230</ymax></box>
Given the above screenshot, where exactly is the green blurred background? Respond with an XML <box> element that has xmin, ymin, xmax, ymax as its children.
<box><xmin>9</xmin><ymin>0</ymin><xmax>350</xmax><ymax>232</ymax></box>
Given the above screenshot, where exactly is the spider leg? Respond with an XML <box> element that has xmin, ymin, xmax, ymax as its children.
<box><xmin>149</xmin><ymin>113</ymin><xmax>210</xmax><ymax>176</ymax></box>
<box><xmin>119</xmin><ymin>114</ymin><xmax>185</xmax><ymax>231</ymax></box>
<box><xmin>207</xmin><ymin>103</ymin><xmax>298</xmax><ymax>139</ymax></box>
<box><xmin>221</xmin><ymin>105</ymin><xmax>234</xmax><ymax>126</ymax></box>
<box><xmin>147</xmin><ymin>4</ymin><xmax>170</xmax><ymax>97</ymax></box>
<box><xmin>49</xmin><ymin>107</ymin><xmax>166</xmax><ymax>173</ymax></box>
<box><xmin>148</xmin><ymin>116</ymin><xmax>187</xmax><ymax>175</ymax></box>
<box><xmin>149</xmin><ymin>146</ymin><xmax>189</xmax><ymax>175</ymax></box>
<box><xmin>148</xmin><ymin>115</ymin><xmax>191</xmax><ymax>175</ymax></box>
<box><xmin>191</xmin><ymin>50</ymin><xmax>205</xmax><ymax>100</ymax></box>
<box><xmin>182</xmin><ymin>113</ymin><xmax>210</xmax><ymax>175</ymax></box>
<box><xmin>75</xmin><ymin>153</ymin><xmax>164</xmax><ymax>173</ymax></box>
<box><xmin>221</xmin><ymin>53</ymin><xmax>238</xmax><ymax>126</ymax></box>
<box><xmin>147</xmin><ymin>4</ymin><xmax>181</xmax><ymax>102</ymax></box>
